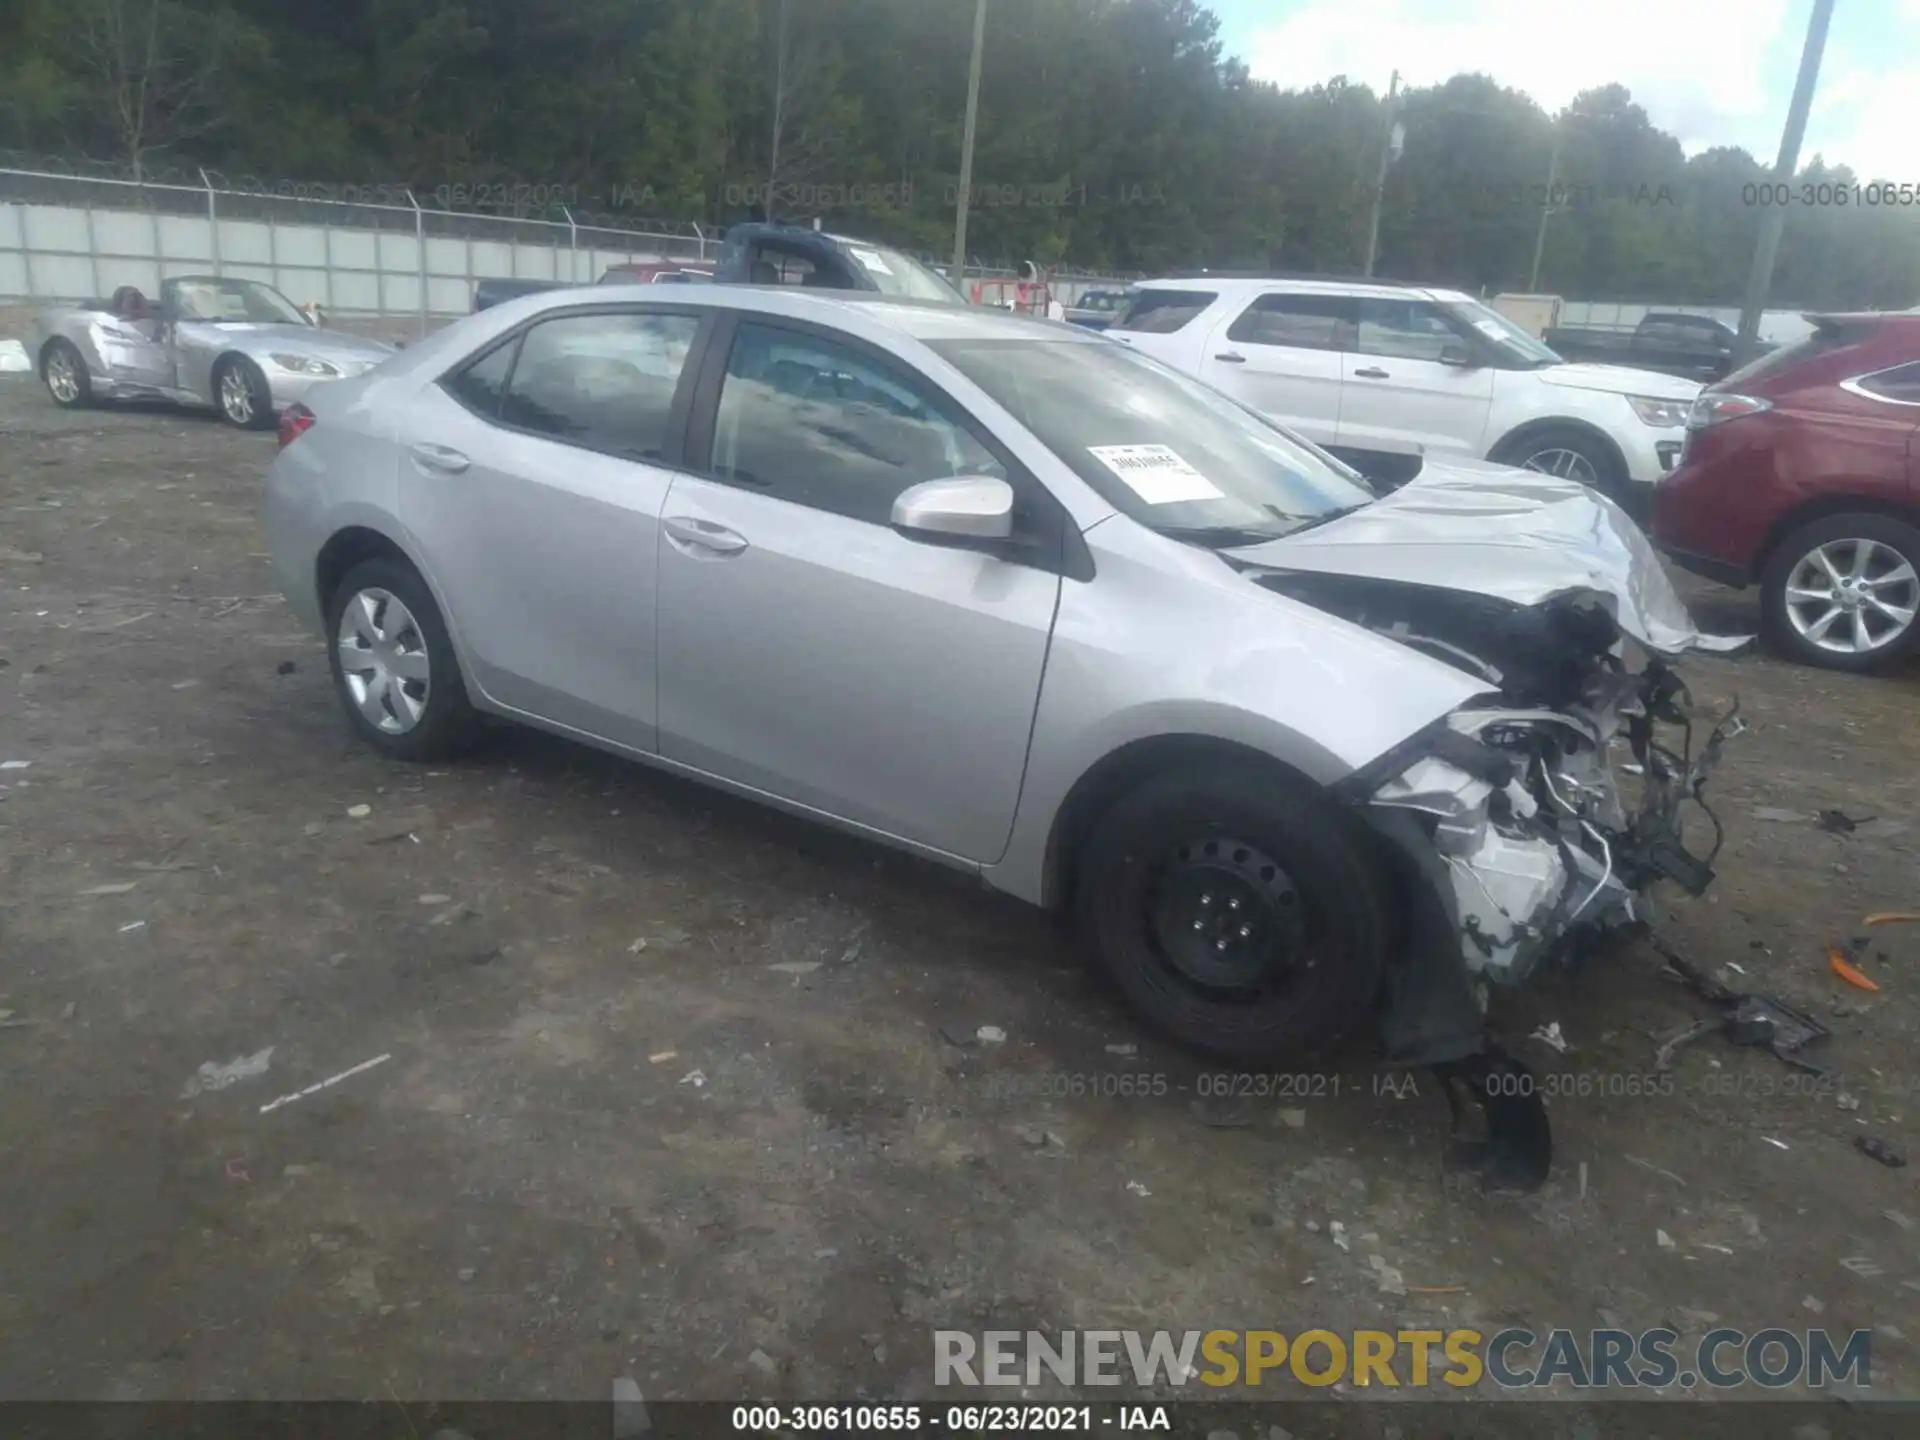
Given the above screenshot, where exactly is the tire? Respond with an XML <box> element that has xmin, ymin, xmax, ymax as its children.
<box><xmin>1496</xmin><ymin>425</ymin><xmax>1626</xmax><ymax>504</ymax></box>
<box><xmin>214</xmin><ymin>355</ymin><xmax>274</xmax><ymax>430</ymax></box>
<box><xmin>41</xmin><ymin>339</ymin><xmax>92</xmax><ymax>409</ymax></box>
<box><xmin>324</xmin><ymin>557</ymin><xmax>482</xmax><ymax>760</ymax></box>
<box><xmin>1760</xmin><ymin>512</ymin><xmax>1920</xmax><ymax>673</ymax></box>
<box><xmin>1074</xmin><ymin>762</ymin><xmax>1393</xmax><ymax>1064</ymax></box>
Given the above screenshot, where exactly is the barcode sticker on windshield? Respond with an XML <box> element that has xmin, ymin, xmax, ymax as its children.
<box><xmin>1087</xmin><ymin>444</ymin><xmax>1223</xmax><ymax>504</ymax></box>
<box><xmin>849</xmin><ymin>247</ymin><xmax>895</xmax><ymax>275</ymax></box>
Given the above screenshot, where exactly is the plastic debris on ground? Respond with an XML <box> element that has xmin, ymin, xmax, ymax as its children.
<box><xmin>1650</xmin><ymin>933</ymin><xmax>1831</xmax><ymax>1076</ymax></box>
<box><xmin>1857</xmin><ymin>1136</ymin><xmax>1907</xmax><ymax>1168</ymax></box>
<box><xmin>1529</xmin><ymin>1021</ymin><xmax>1571</xmax><ymax>1054</ymax></box>
<box><xmin>180</xmin><ymin>1047</ymin><xmax>275</xmax><ymax>1099</ymax></box>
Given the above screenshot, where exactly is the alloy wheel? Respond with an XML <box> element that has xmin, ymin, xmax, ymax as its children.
<box><xmin>46</xmin><ymin>351</ymin><xmax>80</xmax><ymax>403</ymax></box>
<box><xmin>336</xmin><ymin>588</ymin><xmax>432</xmax><ymax>733</ymax></box>
<box><xmin>220</xmin><ymin>366</ymin><xmax>254</xmax><ymax>425</ymax></box>
<box><xmin>1784</xmin><ymin>537</ymin><xmax>1920</xmax><ymax>656</ymax></box>
<box><xmin>1519</xmin><ymin>447</ymin><xmax>1599</xmax><ymax>485</ymax></box>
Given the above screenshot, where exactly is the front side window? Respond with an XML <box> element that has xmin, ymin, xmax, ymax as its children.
<box><xmin>1357</xmin><ymin>298</ymin><xmax>1466</xmax><ymax>362</ymax></box>
<box><xmin>709</xmin><ymin>323</ymin><xmax>1005</xmax><ymax>525</ymax></box>
<box><xmin>1438</xmin><ymin>296</ymin><xmax>1562</xmax><ymax>368</ymax></box>
<box><xmin>497</xmin><ymin>311</ymin><xmax>699</xmax><ymax>459</ymax></box>
<box><xmin>1227</xmin><ymin>294</ymin><xmax>1356</xmax><ymax>352</ymax></box>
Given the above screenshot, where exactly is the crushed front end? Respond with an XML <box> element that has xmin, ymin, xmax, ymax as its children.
<box><xmin>1248</xmin><ymin>571</ymin><xmax>1746</xmax><ymax>1188</ymax></box>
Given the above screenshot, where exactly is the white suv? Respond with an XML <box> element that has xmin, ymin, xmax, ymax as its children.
<box><xmin>1107</xmin><ymin>277</ymin><xmax>1700</xmax><ymax>506</ymax></box>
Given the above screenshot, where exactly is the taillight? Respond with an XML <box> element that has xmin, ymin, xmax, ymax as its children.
<box><xmin>278</xmin><ymin>403</ymin><xmax>316</xmax><ymax>447</ymax></box>
<box><xmin>1686</xmin><ymin>392</ymin><xmax>1771</xmax><ymax>430</ymax></box>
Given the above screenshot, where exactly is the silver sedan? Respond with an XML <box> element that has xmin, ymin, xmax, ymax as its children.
<box><xmin>31</xmin><ymin>275</ymin><xmax>395</xmax><ymax>429</ymax></box>
<box><xmin>264</xmin><ymin>286</ymin><xmax>1744</xmax><ymax>1186</ymax></box>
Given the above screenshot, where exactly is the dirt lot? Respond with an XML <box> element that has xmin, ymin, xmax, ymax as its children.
<box><xmin>5</xmin><ymin>362</ymin><xmax>1920</xmax><ymax>1420</ymax></box>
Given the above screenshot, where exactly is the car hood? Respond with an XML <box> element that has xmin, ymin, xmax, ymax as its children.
<box><xmin>1536</xmin><ymin>361</ymin><xmax>1701</xmax><ymax>401</ymax></box>
<box><xmin>1225</xmin><ymin>454</ymin><xmax>1749</xmax><ymax>656</ymax></box>
<box><xmin>184</xmin><ymin>322</ymin><xmax>397</xmax><ymax>367</ymax></box>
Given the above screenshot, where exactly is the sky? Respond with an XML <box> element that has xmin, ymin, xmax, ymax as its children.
<box><xmin>1205</xmin><ymin>0</ymin><xmax>1920</xmax><ymax>183</ymax></box>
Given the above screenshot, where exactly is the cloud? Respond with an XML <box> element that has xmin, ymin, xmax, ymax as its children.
<box><xmin>1240</xmin><ymin>0</ymin><xmax>1842</xmax><ymax>162</ymax></box>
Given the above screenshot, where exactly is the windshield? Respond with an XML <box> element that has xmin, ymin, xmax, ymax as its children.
<box><xmin>166</xmin><ymin>277</ymin><xmax>308</xmax><ymax>325</ymax></box>
<box><xmin>835</xmin><ymin>240</ymin><xmax>968</xmax><ymax>304</ymax></box>
<box><xmin>930</xmin><ymin>336</ymin><xmax>1376</xmax><ymax>543</ymax></box>
<box><xmin>1078</xmin><ymin>292</ymin><xmax>1128</xmax><ymax>312</ymax></box>
<box><xmin>1441</xmin><ymin>297</ymin><xmax>1562</xmax><ymax>368</ymax></box>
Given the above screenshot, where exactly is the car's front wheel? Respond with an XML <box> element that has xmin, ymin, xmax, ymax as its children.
<box><xmin>1074</xmin><ymin>762</ymin><xmax>1392</xmax><ymax>1063</ymax></box>
<box><xmin>325</xmin><ymin>557</ymin><xmax>481</xmax><ymax>760</ymax></box>
<box><xmin>214</xmin><ymin>355</ymin><xmax>274</xmax><ymax>430</ymax></box>
<box><xmin>41</xmin><ymin>339</ymin><xmax>92</xmax><ymax>408</ymax></box>
<box><xmin>1497</xmin><ymin>426</ymin><xmax>1625</xmax><ymax>504</ymax></box>
<box><xmin>1761</xmin><ymin>513</ymin><xmax>1920</xmax><ymax>672</ymax></box>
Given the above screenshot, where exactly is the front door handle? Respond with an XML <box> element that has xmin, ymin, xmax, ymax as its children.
<box><xmin>410</xmin><ymin>442</ymin><xmax>470</xmax><ymax>473</ymax></box>
<box><xmin>1353</xmin><ymin>366</ymin><xmax>1391</xmax><ymax>380</ymax></box>
<box><xmin>663</xmin><ymin>515</ymin><xmax>749</xmax><ymax>556</ymax></box>
<box><xmin>1214</xmin><ymin>352</ymin><xmax>1247</xmax><ymax>363</ymax></box>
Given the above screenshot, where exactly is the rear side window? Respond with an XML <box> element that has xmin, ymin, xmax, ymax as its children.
<box><xmin>1114</xmin><ymin>289</ymin><xmax>1216</xmax><ymax>333</ymax></box>
<box><xmin>1229</xmin><ymin>294</ymin><xmax>1357</xmax><ymax>352</ymax></box>
<box><xmin>498</xmin><ymin>311</ymin><xmax>700</xmax><ymax>459</ymax></box>
<box><xmin>1855</xmin><ymin>361</ymin><xmax>1920</xmax><ymax>403</ymax></box>
<box><xmin>444</xmin><ymin>340</ymin><xmax>516</xmax><ymax>419</ymax></box>
<box><xmin>1722</xmin><ymin>319</ymin><xmax>1875</xmax><ymax>388</ymax></box>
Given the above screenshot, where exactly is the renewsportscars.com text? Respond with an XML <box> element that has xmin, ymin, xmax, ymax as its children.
<box><xmin>934</xmin><ymin>1327</ymin><xmax>1872</xmax><ymax>1390</ymax></box>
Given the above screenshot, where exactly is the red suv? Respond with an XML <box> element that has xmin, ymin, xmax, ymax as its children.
<box><xmin>1652</xmin><ymin>313</ymin><xmax>1920</xmax><ymax>671</ymax></box>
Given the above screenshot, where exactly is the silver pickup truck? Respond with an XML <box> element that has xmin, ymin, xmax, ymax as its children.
<box><xmin>30</xmin><ymin>275</ymin><xmax>396</xmax><ymax>429</ymax></box>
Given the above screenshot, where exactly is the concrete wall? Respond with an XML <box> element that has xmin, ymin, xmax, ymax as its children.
<box><xmin>0</xmin><ymin>198</ymin><xmax>704</xmax><ymax>317</ymax></box>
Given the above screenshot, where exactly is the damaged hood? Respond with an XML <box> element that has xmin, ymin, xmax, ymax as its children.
<box><xmin>1226</xmin><ymin>455</ymin><xmax>1749</xmax><ymax>656</ymax></box>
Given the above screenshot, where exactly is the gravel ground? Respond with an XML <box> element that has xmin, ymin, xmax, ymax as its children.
<box><xmin>5</xmin><ymin>364</ymin><xmax>1920</xmax><ymax>1424</ymax></box>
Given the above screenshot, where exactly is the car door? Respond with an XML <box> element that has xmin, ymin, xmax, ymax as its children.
<box><xmin>1336</xmin><ymin>297</ymin><xmax>1497</xmax><ymax>458</ymax></box>
<box><xmin>1196</xmin><ymin>292</ymin><xmax>1353</xmax><ymax>447</ymax></box>
<box><xmin>397</xmin><ymin>305</ymin><xmax>708</xmax><ymax>752</ymax></box>
<box><xmin>94</xmin><ymin>311</ymin><xmax>173</xmax><ymax>391</ymax></box>
<box><xmin>654</xmin><ymin>316</ymin><xmax>1063</xmax><ymax>863</ymax></box>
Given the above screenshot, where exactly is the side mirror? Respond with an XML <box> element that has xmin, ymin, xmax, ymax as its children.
<box><xmin>1439</xmin><ymin>342</ymin><xmax>1474</xmax><ymax>368</ymax></box>
<box><xmin>891</xmin><ymin>475</ymin><xmax>1014</xmax><ymax>542</ymax></box>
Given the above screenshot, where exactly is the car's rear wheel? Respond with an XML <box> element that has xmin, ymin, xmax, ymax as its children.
<box><xmin>215</xmin><ymin>355</ymin><xmax>274</xmax><ymax>430</ymax></box>
<box><xmin>325</xmin><ymin>557</ymin><xmax>481</xmax><ymax>760</ymax></box>
<box><xmin>42</xmin><ymin>339</ymin><xmax>91</xmax><ymax>408</ymax></box>
<box><xmin>1498</xmin><ymin>426</ymin><xmax>1626</xmax><ymax>504</ymax></box>
<box><xmin>1761</xmin><ymin>513</ymin><xmax>1920</xmax><ymax>672</ymax></box>
<box><xmin>1074</xmin><ymin>763</ymin><xmax>1391</xmax><ymax>1063</ymax></box>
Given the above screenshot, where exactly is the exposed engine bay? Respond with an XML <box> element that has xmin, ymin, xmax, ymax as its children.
<box><xmin>1255</xmin><ymin>572</ymin><xmax>1743</xmax><ymax>989</ymax></box>
<box><xmin>1221</xmin><ymin>460</ymin><xmax>1751</xmax><ymax>1190</ymax></box>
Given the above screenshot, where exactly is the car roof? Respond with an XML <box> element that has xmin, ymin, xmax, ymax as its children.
<box><xmin>469</xmin><ymin>281</ymin><xmax>1097</xmax><ymax>345</ymax></box>
<box><xmin>1131</xmin><ymin>273</ymin><xmax>1459</xmax><ymax>303</ymax></box>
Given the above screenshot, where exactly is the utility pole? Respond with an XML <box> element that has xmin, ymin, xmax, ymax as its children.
<box><xmin>1528</xmin><ymin>126</ymin><xmax>1561</xmax><ymax>292</ymax></box>
<box><xmin>951</xmin><ymin>0</ymin><xmax>989</xmax><ymax>288</ymax></box>
<box><xmin>1361</xmin><ymin>70</ymin><xmax>1401</xmax><ymax>277</ymax></box>
<box><xmin>1735</xmin><ymin>0</ymin><xmax>1835</xmax><ymax>366</ymax></box>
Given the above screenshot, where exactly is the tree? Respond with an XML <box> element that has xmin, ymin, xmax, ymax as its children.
<box><xmin>61</xmin><ymin>0</ymin><xmax>264</xmax><ymax>180</ymax></box>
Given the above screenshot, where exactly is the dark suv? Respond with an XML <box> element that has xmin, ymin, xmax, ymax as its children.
<box><xmin>1652</xmin><ymin>313</ymin><xmax>1920</xmax><ymax>672</ymax></box>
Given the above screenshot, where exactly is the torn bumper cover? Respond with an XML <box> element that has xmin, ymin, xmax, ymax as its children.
<box><xmin>1371</xmin><ymin>665</ymin><xmax>1742</xmax><ymax>992</ymax></box>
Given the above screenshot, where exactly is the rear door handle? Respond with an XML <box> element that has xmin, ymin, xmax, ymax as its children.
<box><xmin>1214</xmin><ymin>352</ymin><xmax>1247</xmax><ymax>363</ymax></box>
<box><xmin>663</xmin><ymin>515</ymin><xmax>749</xmax><ymax>556</ymax></box>
<box><xmin>1353</xmin><ymin>367</ymin><xmax>1390</xmax><ymax>380</ymax></box>
<box><xmin>410</xmin><ymin>443</ymin><xmax>470</xmax><ymax>473</ymax></box>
